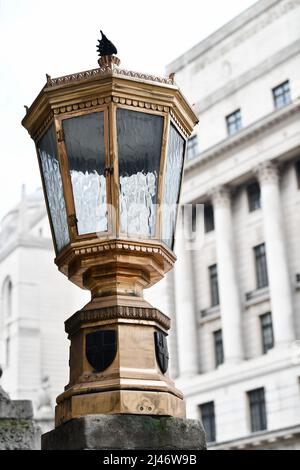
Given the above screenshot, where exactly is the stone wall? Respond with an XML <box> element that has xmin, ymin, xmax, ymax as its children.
<box><xmin>0</xmin><ymin>368</ymin><xmax>40</xmax><ymax>450</ymax></box>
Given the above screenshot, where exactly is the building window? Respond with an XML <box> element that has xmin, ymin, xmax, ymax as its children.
<box><xmin>2</xmin><ymin>277</ymin><xmax>12</xmax><ymax>318</ymax></box>
<box><xmin>199</xmin><ymin>402</ymin><xmax>216</xmax><ymax>442</ymax></box>
<box><xmin>187</xmin><ymin>135</ymin><xmax>198</xmax><ymax>160</ymax></box>
<box><xmin>204</xmin><ymin>204</ymin><xmax>214</xmax><ymax>232</ymax></box>
<box><xmin>226</xmin><ymin>109</ymin><xmax>242</xmax><ymax>136</ymax></box>
<box><xmin>260</xmin><ymin>313</ymin><xmax>274</xmax><ymax>354</ymax></box>
<box><xmin>254</xmin><ymin>244</ymin><xmax>268</xmax><ymax>289</ymax></box>
<box><xmin>272</xmin><ymin>81</ymin><xmax>291</xmax><ymax>109</ymax></box>
<box><xmin>295</xmin><ymin>159</ymin><xmax>300</xmax><ymax>189</ymax></box>
<box><xmin>213</xmin><ymin>330</ymin><xmax>224</xmax><ymax>367</ymax></box>
<box><xmin>209</xmin><ymin>264</ymin><xmax>219</xmax><ymax>307</ymax></box>
<box><xmin>247</xmin><ymin>182</ymin><xmax>261</xmax><ymax>212</ymax></box>
<box><xmin>248</xmin><ymin>388</ymin><xmax>267</xmax><ymax>433</ymax></box>
<box><xmin>5</xmin><ymin>336</ymin><xmax>10</xmax><ymax>368</ymax></box>
<box><xmin>191</xmin><ymin>203</ymin><xmax>197</xmax><ymax>233</ymax></box>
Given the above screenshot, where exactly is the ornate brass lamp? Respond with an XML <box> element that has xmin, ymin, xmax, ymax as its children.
<box><xmin>22</xmin><ymin>33</ymin><xmax>198</xmax><ymax>429</ymax></box>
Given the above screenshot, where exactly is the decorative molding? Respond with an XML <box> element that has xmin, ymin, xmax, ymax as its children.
<box><xmin>256</xmin><ymin>161</ymin><xmax>279</xmax><ymax>185</ymax></box>
<box><xmin>65</xmin><ymin>305</ymin><xmax>171</xmax><ymax>334</ymax></box>
<box><xmin>245</xmin><ymin>286</ymin><xmax>270</xmax><ymax>308</ymax></box>
<box><xmin>112</xmin><ymin>96</ymin><xmax>170</xmax><ymax>113</ymax></box>
<box><xmin>52</xmin><ymin>96</ymin><xmax>170</xmax><ymax>118</ymax></box>
<box><xmin>170</xmin><ymin>109</ymin><xmax>189</xmax><ymax>138</ymax></box>
<box><xmin>113</xmin><ymin>68</ymin><xmax>174</xmax><ymax>85</ymax></box>
<box><xmin>53</xmin><ymin>96</ymin><xmax>111</xmax><ymax>115</ymax></box>
<box><xmin>209</xmin><ymin>424</ymin><xmax>300</xmax><ymax>450</ymax></box>
<box><xmin>46</xmin><ymin>67</ymin><xmax>175</xmax><ymax>88</ymax></box>
<box><xmin>210</xmin><ymin>185</ymin><xmax>232</xmax><ymax>208</ymax></box>
<box><xmin>199</xmin><ymin>305</ymin><xmax>221</xmax><ymax>324</ymax></box>
<box><xmin>33</xmin><ymin>111</ymin><xmax>53</xmax><ymax>142</ymax></box>
<box><xmin>57</xmin><ymin>239</ymin><xmax>176</xmax><ymax>269</ymax></box>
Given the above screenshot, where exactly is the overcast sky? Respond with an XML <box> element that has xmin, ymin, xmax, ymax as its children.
<box><xmin>0</xmin><ymin>0</ymin><xmax>257</xmax><ymax>221</ymax></box>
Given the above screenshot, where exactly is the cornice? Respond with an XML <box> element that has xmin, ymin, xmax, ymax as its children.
<box><xmin>23</xmin><ymin>72</ymin><xmax>198</xmax><ymax>141</ymax></box>
<box><xmin>185</xmin><ymin>98</ymin><xmax>300</xmax><ymax>174</ymax></box>
<box><xmin>56</xmin><ymin>238</ymin><xmax>177</xmax><ymax>273</ymax></box>
<box><xmin>210</xmin><ymin>424</ymin><xmax>300</xmax><ymax>450</ymax></box>
<box><xmin>47</xmin><ymin>66</ymin><xmax>175</xmax><ymax>88</ymax></box>
<box><xmin>65</xmin><ymin>305</ymin><xmax>171</xmax><ymax>335</ymax></box>
<box><xmin>177</xmin><ymin>347</ymin><xmax>300</xmax><ymax>397</ymax></box>
<box><xmin>0</xmin><ymin>236</ymin><xmax>53</xmax><ymax>263</ymax></box>
<box><xmin>194</xmin><ymin>37</ymin><xmax>300</xmax><ymax>115</ymax></box>
<box><xmin>167</xmin><ymin>0</ymin><xmax>297</xmax><ymax>74</ymax></box>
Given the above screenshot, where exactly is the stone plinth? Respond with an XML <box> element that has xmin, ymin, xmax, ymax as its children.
<box><xmin>42</xmin><ymin>415</ymin><xmax>206</xmax><ymax>450</ymax></box>
<box><xmin>0</xmin><ymin>394</ymin><xmax>40</xmax><ymax>450</ymax></box>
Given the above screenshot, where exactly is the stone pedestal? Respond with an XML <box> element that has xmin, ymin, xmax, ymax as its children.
<box><xmin>0</xmin><ymin>371</ymin><xmax>40</xmax><ymax>450</ymax></box>
<box><xmin>42</xmin><ymin>415</ymin><xmax>206</xmax><ymax>450</ymax></box>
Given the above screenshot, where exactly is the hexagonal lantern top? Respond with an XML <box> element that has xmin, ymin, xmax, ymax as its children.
<box><xmin>22</xmin><ymin>53</ymin><xmax>198</xmax><ymax>298</ymax></box>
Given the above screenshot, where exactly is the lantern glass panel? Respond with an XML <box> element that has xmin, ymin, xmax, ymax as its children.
<box><xmin>162</xmin><ymin>124</ymin><xmax>186</xmax><ymax>248</ymax></box>
<box><xmin>37</xmin><ymin>124</ymin><xmax>70</xmax><ymax>252</ymax></box>
<box><xmin>63</xmin><ymin>112</ymin><xmax>107</xmax><ymax>235</ymax></box>
<box><xmin>117</xmin><ymin>108</ymin><xmax>163</xmax><ymax>237</ymax></box>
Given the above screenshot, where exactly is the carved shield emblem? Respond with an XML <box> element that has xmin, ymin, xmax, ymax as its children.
<box><xmin>86</xmin><ymin>330</ymin><xmax>117</xmax><ymax>372</ymax></box>
<box><xmin>154</xmin><ymin>331</ymin><xmax>169</xmax><ymax>374</ymax></box>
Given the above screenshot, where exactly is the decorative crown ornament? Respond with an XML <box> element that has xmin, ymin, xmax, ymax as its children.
<box><xmin>96</xmin><ymin>30</ymin><xmax>120</xmax><ymax>68</ymax></box>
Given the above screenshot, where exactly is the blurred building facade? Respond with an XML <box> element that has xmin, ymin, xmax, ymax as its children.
<box><xmin>148</xmin><ymin>0</ymin><xmax>300</xmax><ymax>450</ymax></box>
<box><xmin>0</xmin><ymin>187</ymin><xmax>89</xmax><ymax>431</ymax></box>
<box><xmin>1</xmin><ymin>0</ymin><xmax>300</xmax><ymax>449</ymax></box>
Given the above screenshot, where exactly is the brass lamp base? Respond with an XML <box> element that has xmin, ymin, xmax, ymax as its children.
<box><xmin>55</xmin><ymin>295</ymin><xmax>185</xmax><ymax>427</ymax></box>
<box><xmin>56</xmin><ymin>391</ymin><xmax>185</xmax><ymax>426</ymax></box>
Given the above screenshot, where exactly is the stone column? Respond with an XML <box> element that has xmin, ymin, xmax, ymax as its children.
<box><xmin>257</xmin><ymin>161</ymin><xmax>295</xmax><ymax>346</ymax></box>
<box><xmin>173</xmin><ymin>222</ymin><xmax>199</xmax><ymax>377</ymax></box>
<box><xmin>212</xmin><ymin>186</ymin><xmax>243</xmax><ymax>364</ymax></box>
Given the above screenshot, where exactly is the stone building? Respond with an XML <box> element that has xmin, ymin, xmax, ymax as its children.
<box><xmin>0</xmin><ymin>187</ymin><xmax>88</xmax><ymax>431</ymax></box>
<box><xmin>146</xmin><ymin>0</ymin><xmax>300</xmax><ymax>450</ymax></box>
<box><xmin>1</xmin><ymin>0</ymin><xmax>300</xmax><ymax>450</ymax></box>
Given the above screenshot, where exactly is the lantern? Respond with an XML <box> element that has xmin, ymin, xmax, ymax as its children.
<box><xmin>22</xmin><ymin>33</ymin><xmax>198</xmax><ymax>426</ymax></box>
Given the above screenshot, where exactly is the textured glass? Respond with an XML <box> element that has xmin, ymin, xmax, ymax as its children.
<box><xmin>63</xmin><ymin>112</ymin><xmax>107</xmax><ymax>235</ymax></box>
<box><xmin>117</xmin><ymin>109</ymin><xmax>163</xmax><ymax>237</ymax></box>
<box><xmin>37</xmin><ymin>124</ymin><xmax>70</xmax><ymax>252</ymax></box>
<box><xmin>162</xmin><ymin>124</ymin><xmax>186</xmax><ymax>248</ymax></box>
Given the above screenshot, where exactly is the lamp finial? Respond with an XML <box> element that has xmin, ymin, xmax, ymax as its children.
<box><xmin>97</xmin><ymin>30</ymin><xmax>117</xmax><ymax>57</ymax></box>
<box><xmin>96</xmin><ymin>30</ymin><xmax>120</xmax><ymax>68</ymax></box>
